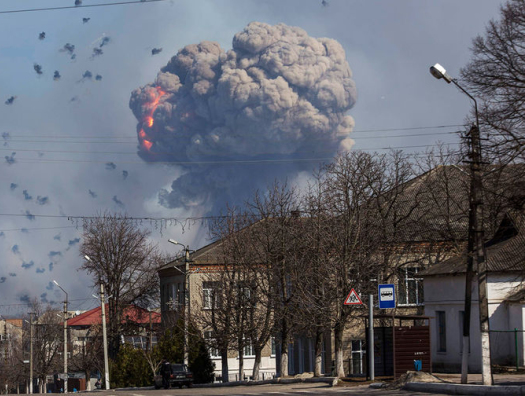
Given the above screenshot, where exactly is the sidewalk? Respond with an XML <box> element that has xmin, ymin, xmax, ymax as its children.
<box><xmin>403</xmin><ymin>372</ymin><xmax>525</xmax><ymax>395</ymax></box>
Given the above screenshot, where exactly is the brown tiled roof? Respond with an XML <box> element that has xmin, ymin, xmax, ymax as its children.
<box><xmin>67</xmin><ymin>304</ymin><xmax>160</xmax><ymax>327</ymax></box>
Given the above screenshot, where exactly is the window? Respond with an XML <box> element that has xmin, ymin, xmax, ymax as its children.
<box><xmin>204</xmin><ymin>331</ymin><xmax>220</xmax><ymax>358</ymax></box>
<box><xmin>271</xmin><ymin>336</ymin><xmax>276</xmax><ymax>357</ymax></box>
<box><xmin>202</xmin><ymin>282</ymin><xmax>220</xmax><ymax>310</ymax></box>
<box><xmin>436</xmin><ymin>311</ymin><xmax>447</xmax><ymax>352</ymax></box>
<box><xmin>351</xmin><ymin>340</ymin><xmax>366</xmax><ymax>375</ymax></box>
<box><xmin>398</xmin><ymin>267</ymin><xmax>424</xmax><ymax>306</ymax></box>
<box><xmin>243</xmin><ymin>338</ymin><xmax>254</xmax><ymax>357</ymax></box>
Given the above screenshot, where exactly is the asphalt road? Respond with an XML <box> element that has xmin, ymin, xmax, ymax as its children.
<box><xmin>91</xmin><ymin>383</ymin><xmax>447</xmax><ymax>396</ymax></box>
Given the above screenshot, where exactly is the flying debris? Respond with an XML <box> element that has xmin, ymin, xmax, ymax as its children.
<box><xmin>105</xmin><ymin>162</ymin><xmax>116</xmax><ymax>170</ymax></box>
<box><xmin>122</xmin><ymin>170</ymin><xmax>129</xmax><ymax>180</ymax></box>
<box><xmin>5</xmin><ymin>96</ymin><xmax>16</xmax><ymax>105</ymax></box>
<box><xmin>81</xmin><ymin>70</ymin><xmax>93</xmax><ymax>80</ymax></box>
<box><xmin>92</xmin><ymin>47</ymin><xmax>103</xmax><ymax>58</ymax></box>
<box><xmin>23</xmin><ymin>190</ymin><xmax>32</xmax><ymax>200</ymax></box>
<box><xmin>95</xmin><ymin>74</ymin><xmax>102</xmax><ymax>81</ymax></box>
<box><xmin>36</xmin><ymin>268</ymin><xmax>45</xmax><ymax>274</ymax></box>
<box><xmin>322</xmin><ymin>0</ymin><xmax>328</xmax><ymax>6</ymax></box>
<box><xmin>75</xmin><ymin>0</ymin><xmax>82</xmax><ymax>6</ymax></box>
<box><xmin>60</xmin><ymin>43</ymin><xmax>76</xmax><ymax>59</ymax></box>
<box><xmin>33</xmin><ymin>63</ymin><xmax>43</xmax><ymax>75</ymax></box>
<box><xmin>151</xmin><ymin>47</ymin><xmax>163</xmax><ymax>55</ymax></box>
<box><xmin>69</xmin><ymin>96</ymin><xmax>79</xmax><ymax>103</ymax></box>
<box><xmin>129</xmin><ymin>22</ymin><xmax>357</xmax><ymax>212</ymax></box>
<box><xmin>2</xmin><ymin>132</ymin><xmax>10</xmax><ymax>146</ymax></box>
<box><xmin>39</xmin><ymin>32</ymin><xmax>46</xmax><ymax>40</ymax></box>
<box><xmin>5</xmin><ymin>152</ymin><xmax>16</xmax><ymax>165</ymax></box>
<box><xmin>99</xmin><ymin>36</ymin><xmax>111</xmax><ymax>47</ymax></box>
<box><xmin>10</xmin><ymin>183</ymin><xmax>17</xmax><ymax>190</ymax></box>
<box><xmin>53</xmin><ymin>71</ymin><xmax>61</xmax><ymax>80</ymax></box>
<box><xmin>21</xmin><ymin>261</ymin><xmax>34</xmax><ymax>269</ymax></box>
<box><xmin>0</xmin><ymin>277</ymin><xmax>6</xmax><ymax>284</ymax></box>
<box><xmin>83</xmin><ymin>17</ymin><xmax>90</xmax><ymax>23</ymax></box>
<box><xmin>36</xmin><ymin>196</ymin><xmax>49</xmax><ymax>205</ymax></box>
<box><xmin>88</xmin><ymin>189</ymin><xmax>97</xmax><ymax>198</ymax></box>
<box><xmin>112</xmin><ymin>195</ymin><xmax>125</xmax><ymax>208</ymax></box>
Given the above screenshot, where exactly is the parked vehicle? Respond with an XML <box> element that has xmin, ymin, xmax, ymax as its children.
<box><xmin>154</xmin><ymin>364</ymin><xmax>193</xmax><ymax>389</ymax></box>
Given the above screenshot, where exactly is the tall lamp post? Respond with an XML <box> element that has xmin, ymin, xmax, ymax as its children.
<box><xmin>53</xmin><ymin>280</ymin><xmax>69</xmax><ymax>394</ymax></box>
<box><xmin>84</xmin><ymin>255</ymin><xmax>110</xmax><ymax>390</ymax></box>
<box><xmin>429</xmin><ymin>63</ymin><xmax>492</xmax><ymax>385</ymax></box>
<box><xmin>168</xmin><ymin>239</ymin><xmax>190</xmax><ymax>366</ymax></box>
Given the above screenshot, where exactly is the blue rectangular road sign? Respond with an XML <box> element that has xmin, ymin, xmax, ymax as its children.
<box><xmin>378</xmin><ymin>284</ymin><xmax>396</xmax><ymax>309</ymax></box>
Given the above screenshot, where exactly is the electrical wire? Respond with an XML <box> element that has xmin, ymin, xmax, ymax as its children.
<box><xmin>0</xmin><ymin>0</ymin><xmax>171</xmax><ymax>15</ymax></box>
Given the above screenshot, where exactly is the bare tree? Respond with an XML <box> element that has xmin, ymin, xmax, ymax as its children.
<box><xmin>69</xmin><ymin>325</ymin><xmax>104</xmax><ymax>391</ymax></box>
<box><xmin>461</xmin><ymin>0</ymin><xmax>525</xmax><ymax>164</ymax></box>
<box><xmin>79</xmin><ymin>212</ymin><xmax>162</xmax><ymax>358</ymax></box>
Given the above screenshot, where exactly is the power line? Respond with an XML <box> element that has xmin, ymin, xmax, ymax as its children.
<box><xmin>0</xmin><ymin>226</ymin><xmax>77</xmax><ymax>233</ymax></box>
<box><xmin>2</xmin><ymin>124</ymin><xmax>465</xmax><ymax>141</ymax></box>
<box><xmin>0</xmin><ymin>0</ymin><xmax>170</xmax><ymax>15</ymax></box>
<box><xmin>1</xmin><ymin>131</ymin><xmax>459</xmax><ymax>146</ymax></box>
<box><xmin>1</xmin><ymin>143</ymin><xmax>458</xmax><ymax>165</ymax></box>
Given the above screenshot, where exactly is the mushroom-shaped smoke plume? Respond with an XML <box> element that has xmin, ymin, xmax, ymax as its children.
<box><xmin>130</xmin><ymin>22</ymin><xmax>357</xmax><ymax>212</ymax></box>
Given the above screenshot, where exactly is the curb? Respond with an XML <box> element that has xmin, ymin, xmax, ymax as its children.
<box><xmin>109</xmin><ymin>377</ymin><xmax>338</xmax><ymax>392</ymax></box>
<box><xmin>404</xmin><ymin>382</ymin><xmax>524</xmax><ymax>395</ymax></box>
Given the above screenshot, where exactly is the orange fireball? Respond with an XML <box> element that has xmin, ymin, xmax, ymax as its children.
<box><xmin>138</xmin><ymin>86</ymin><xmax>167</xmax><ymax>152</ymax></box>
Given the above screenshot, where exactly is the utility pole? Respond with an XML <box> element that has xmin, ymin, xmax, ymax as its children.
<box><xmin>468</xmin><ymin>124</ymin><xmax>492</xmax><ymax>385</ymax></box>
<box><xmin>100</xmin><ymin>283</ymin><xmax>110</xmax><ymax>390</ymax></box>
<box><xmin>29</xmin><ymin>313</ymin><xmax>33</xmax><ymax>395</ymax></box>
<box><xmin>429</xmin><ymin>63</ymin><xmax>492</xmax><ymax>386</ymax></box>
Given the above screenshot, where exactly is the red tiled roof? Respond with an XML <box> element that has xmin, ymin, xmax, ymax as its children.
<box><xmin>6</xmin><ymin>319</ymin><xmax>23</xmax><ymax>328</ymax></box>
<box><xmin>67</xmin><ymin>304</ymin><xmax>161</xmax><ymax>327</ymax></box>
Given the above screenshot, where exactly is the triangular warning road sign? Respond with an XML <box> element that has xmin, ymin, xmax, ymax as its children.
<box><xmin>344</xmin><ymin>288</ymin><xmax>363</xmax><ymax>305</ymax></box>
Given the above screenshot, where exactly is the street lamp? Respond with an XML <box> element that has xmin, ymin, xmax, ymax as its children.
<box><xmin>429</xmin><ymin>63</ymin><xmax>491</xmax><ymax>386</ymax></box>
<box><xmin>53</xmin><ymin>280</ymin><xmax>68</xmax><ymax>394</ymax></box>
<box><xmin>168</xmin><ymin>239</ymin><xmax>191</xmax><ymax>366</ymax></box>
<box><xmin>84</xmin><ymin>255</ymin><xmax>110</xmax><ymax>390</ymax></box>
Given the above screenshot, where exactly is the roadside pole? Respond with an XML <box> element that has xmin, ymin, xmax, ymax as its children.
<box><xmin>369</xmin><ymin>294</ymin><xmax>374</xmax><ymax>381</ymax></box>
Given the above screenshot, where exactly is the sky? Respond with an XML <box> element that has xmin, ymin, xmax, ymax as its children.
<box><xmin>0</xmin><ymin>0</ymin><xmax>506</xmax><ymax>315</ymax></box>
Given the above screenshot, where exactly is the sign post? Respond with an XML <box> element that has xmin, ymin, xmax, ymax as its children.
<box><xmin>369</xmin><ymin>294</ymin><xmax>374</xmax><ymax>381</ymax></box>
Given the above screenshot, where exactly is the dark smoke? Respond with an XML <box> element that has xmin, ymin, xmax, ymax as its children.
<box><xmin>130</xmin><ymin>22</ymin><xmax>356</xmax><ymax>212</ymax></box>
<box><xmin>33</xmin><ymin>63</ymin><xmax>43</xmax><ymax>75</ymax></box>
<box><xmin>5</xmin><ymin>96</ymin><xmax>16</xmax><ymax>105</ymax></box>
<box><xmin>151</xmin><ymin>47</ymin><xmax>162</xmax><ymax>55</ymax></box>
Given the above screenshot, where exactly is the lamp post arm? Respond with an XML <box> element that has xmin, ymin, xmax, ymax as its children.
<box><xmin>451</xmin><ymin>79</ymin><xmax>479</xmax><ymax>129</ymax></box>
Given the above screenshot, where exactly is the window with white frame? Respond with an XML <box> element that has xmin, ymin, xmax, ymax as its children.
<box><xmin>202</xmin><ymin>282</ymin><xmax>220</xmax><ymax>310</ymax></box>
<box><xmin>204</xmin><ymin>331</ymin><xmax>220</xmax><ymax>358</ymax></box>
<box><xmin>397</xmin><ymin>267</ymin><xmax>424</xmax><ymax>305</ymax></box>
<box><xmin>271</xmin><ymin>336</ymin><xmax>276</xmax><ymax>357</ymax></box>
<box><xmin>350</xmin><ymin>340</ymin><xmax>366</xmax><ymax>375</ymax></box>
<box><xmin>243</xmin><ymin>338</ymin><xmax>254</xmax><ymax>357</ymax></box>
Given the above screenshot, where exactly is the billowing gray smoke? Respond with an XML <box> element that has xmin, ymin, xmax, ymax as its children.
<box><xmin>130</xmin><ymin>22</ymin><xmax>357</xmax><ymax>211</ymax></box>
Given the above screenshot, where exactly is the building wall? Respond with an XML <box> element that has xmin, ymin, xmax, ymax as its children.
<box><xmin>424</xmin><ymin>273</ymin><xmax>525</xmax><ymax>373</ymax></box>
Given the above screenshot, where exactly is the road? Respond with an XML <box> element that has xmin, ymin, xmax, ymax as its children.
<box><xmin>92</xmin><ymin>383</ymin><xmax>448</xmax><ymax>396</ymax></box>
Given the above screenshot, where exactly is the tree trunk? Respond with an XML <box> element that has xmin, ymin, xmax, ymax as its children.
<box><xmin>221</xmin><ymin>348</ymin><xmax>229</xmax><ymax>383</ymax></box>
<box><xmin>314</xmin><ymin>328</ymin><xmax>323</xmax><ymax>377</ymax></box>
<box><xmin>252</xmin><ymin>347</ymin><xmax>262</xmax><ymax>381</ymax></box>
<box><xmin>279</xmin><ymin>320</ymin><xmax>290</xmax><ymax>377</ymax></box>
<box><xmin>85</xmin><ymin>370</ymin><xmax>91</xmax><ymax>391</ymax></box>
<box><xmin>334</xmin><ymin>321</ymin><xmax>345</xmax><ymax>378</ymax></box>
<box><xmin>238</xmin><ymin>344</ymin><xmax>244</xmax><ymax>381</ymax></box>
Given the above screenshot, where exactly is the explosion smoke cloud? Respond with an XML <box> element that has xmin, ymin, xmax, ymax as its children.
<box><xmin>130</xmin><ymin>22</ymin><xmax>357</xmax><ymax>211</ymax></box>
